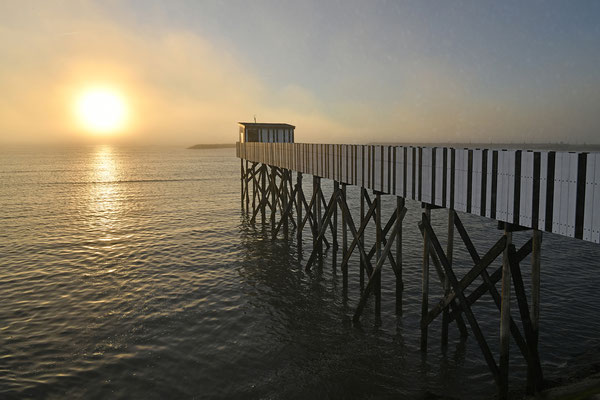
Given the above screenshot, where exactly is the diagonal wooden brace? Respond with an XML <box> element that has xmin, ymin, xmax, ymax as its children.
<box><xmin>448</xmin><ymin>238</ymin><xmax>532</xmax><ymax>323</ymax></box>
<box><xmin>272</xmin><ymin>185</ymin><xmax>299</xmax><ymax>239</ymax></box>
<box><xmin>300</xmin><ymin>189</ymin><xmax>331</xmax><ymax>249</ymax></box>
<box><xmin>420</xmin><ymin>213</ymin><xmax>502</xmax><ymax>386</ymax></box>
<box><xmin>353</xmin><ymin>207</ymin><xmax>402</xmax><ymax>323</ymax></box>
<box><xmin>339</xmin><ymin>198</ymin><xmax>378</xmax><ymax>272</ymax></box>
<box><xmin>422</xmin><ymin>234</ymin><xmax>507</xmax><ymax>327</ymax></box>
<box><xmin>368</xmin><ymin>208</ymin><xmax>407</xmax><ymax>279</ymax></box>
<box><xmin>305</xmin><ymin>189</ymin><xmax>341</xmax><ymax>271</ymax></box>
<box><xmin>337</xmin><ymin>195</ymin><xmax>375</xmax><ymax>276</ymax></box>
<box><xmin>417</xmin><ymin>224</ymin><xmax>469</xmax><ymax>337</ymax></box>
<box><xmin>454</xmin><ymin>214</ymin><xmax>542</xmax><ymax>378</ymax></box>
<box><xmin>319</xmin><ymin>189</ymin><xmax>338</xmax><ymax>248</ymax></box>
<box><xmin>508</xmin><ymin>244</ymin><xmax>544</xmax><ymax>391</ymax></box>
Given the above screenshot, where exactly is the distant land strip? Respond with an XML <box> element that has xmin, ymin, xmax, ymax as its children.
<box><xmin>188</xmin><ymin>143</ymin><xmax>236</xmax><ymax>149</ymax></box>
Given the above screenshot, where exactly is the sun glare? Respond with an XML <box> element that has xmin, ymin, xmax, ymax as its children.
<box><xmin>76</xmin><ymin>88</ymin><xmax>128</xmax><ymax>134</ymax></box>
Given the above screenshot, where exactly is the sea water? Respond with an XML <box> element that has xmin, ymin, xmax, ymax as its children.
<box><xmin>1</xmin><ymin>145</ymin><xmax>599</xmax><ymax>399</ymax></box>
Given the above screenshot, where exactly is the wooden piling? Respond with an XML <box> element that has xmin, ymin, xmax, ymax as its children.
<box><xmin>529</xmin><ymin>229</ymin><xmax>543</xmax><ymax>393</ymax></box>
<box><xmin>333</xmin><ymin>181</ymin><xmax>339</xmax><ymax>252</ymax></box>
<box><xmin>252</xmin><ymin>163</ymin><xmax>257</xmax><ymax>215</ymax></box>
<box><xmin>297</xmin><ymin>172</ymin><xmax>303</xmax><ymax>250</ymax></box>
<box><xmin>312</xmin><ymin>176</ymin><xmax>320</xmax><ymax>256</ymax></box>
<box><xmin>342</xmin><ymin>183</ymin><xmax>348</xmax><ymax>291</ymax></box>
<box><xmin>240</xmin><ymin>159</ymin><xmax>244</xmax><ymax>207</ymax></box>
<box><xmin>317</xmin><ymin>177</ymin><xmax>322</xmax><ymax>257</ymax></box>
<box><xmin>270</xmin><ymin>167</ymin><xmax>277</xmax><ymax>230</ymax></box>
<box><xmin>531</xmin><ymin>230</ymin><xmax>541</xmax><ymax>344</ymax></box>
<box><xmin>282</xmin><ymin>169</ymin><xmax>289</xmax><ymax>239</ymax></box>
<box><xmin>442</xmin><ymin>209</ymin><xmax>454</xmax><ymax>347</ymax></box>
<box><xmin>245</xmin><ymin>160</ymin><xmax>250</xmax><ymax>211</ymax></box>
<box><xmin>342</xmin><ymin>184</ymin><xmax>348</xmax><ymax>259</ymax></box>
<box><xmin>261</xmin><ymin>165</ymin><xmax>266</xmax><ymax>224</ymax></box>
<box><xmin>396</xmin><ymin>196</ymin><xmax>404</xmax><ymax>315</ymax></box>
<box><xmin>499</xmin><ymin>228</ymin><xmax>513</xmax><ymax>398</ymax></box>
<box><xmin>421</xmin><ymin>206</ymin><xmax>431</xmax><ymax>351</ymax></box>
<box><xmin>375</xmin><ymin>192</ymin><xmax>382</xmax><ymax>317</ymax></box>
<box><xmin>360</xmin><ymin>187</ymin><xmax>366</xmax><ymax>290</ymax></box>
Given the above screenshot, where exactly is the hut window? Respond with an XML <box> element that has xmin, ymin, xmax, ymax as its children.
<box><xmin>247</xmin><ymin>128</ymin><xmax>259</xmax><ymax>142</ymax></box>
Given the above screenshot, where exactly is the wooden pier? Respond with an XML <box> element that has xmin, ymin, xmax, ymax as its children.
<box><xmin>235</xmin><ymin>122</ymin><xmax>600</xmax><ymax>398</ymax></box>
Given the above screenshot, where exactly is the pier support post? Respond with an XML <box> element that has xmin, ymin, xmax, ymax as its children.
<box><xmin>342</xmin><ymin>184</ymin><xmax>348</xmax><ymax>258</ymax></box>
<box><xmin>317</xmin><ymin>177</ymin><xmax>323</xmax><ymax>257</ymax></box>
<box><xmin>333</xmin><ymin>181</ymin><xmax>339</xmax><ymax>253</ymax></box>
<box><xmin>360</xmin><ymin>187</ymin><xmax>366</xmax><ymax>290</ymax></box>
<box><xmin>297</xmin><ymin>172</ymin><xmax>303</xmax><ymax>251</ymax></box>
<box><xmin>312</xmin><ymin>176</ymin><xmax>320</xmax><ymax>257</ymax></box>
<box><xmin>240</xmin><ymin>159</ymin><xmax>244</xmax><ymax>207</ymax></box>
<box><xmin>531</xmin><ymin>230</ymin><xmax>541</xmax><ymax>345</ymax></box>
<box><xmin>499</xmin><ymin>228</ymin><xmax>513</xmax><ymax>398</ymax></box>
<box><xmin>342</xmin><ymin>184</ymin><xmax>348</xmax><ymax>288</ymax></box>
<box><xmin>261</xmin><ymin>165</ymin><xmax>267</xmax><ymax>224</ymax></box>
<box><xmin>270</xmin><ymin>167</ymin><xmax>277</xmax><ymax>231</ymax></box>
<box><xmin>375</xmin><ymin>191</ymin><xmax>382</xmax><ymax>317</ymax></box>
<box><xmin>282</xmin><ymin>169</ymin><xmax>289</xmax><ymax>240</ymax></box>
<box><xmin>245</xmin><ymin>160</ymin><xmax>250</xmax><ymax>212</ymax></box>
<box><xmin>421</xmin><ymin>206</ymin><xmax>431</xmax><ymax>351</ymax></box>
<box><xmin>442</xmin><ymin>209</ymin><xmax>454</xmax><ymax>347</ymax></box>
<box><xmin>396</xmin><ymin>197</ymin><xmax>404</xmax><ymax>315</ymax></box>
<box><xmin>252</xmin><ymin>163</ymin><xmax>258</xmax><ymax>216</ymax></box>
<box><xmin>528</xmin><ymin>229</ymin><xmax>543</xmax><ymax>393</ymax></box>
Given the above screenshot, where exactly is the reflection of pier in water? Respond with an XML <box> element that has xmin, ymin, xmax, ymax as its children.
<box><xmin>235</xmin><ymin>122</ymin><xmax>600</xmax><ymax>398</ymax></box>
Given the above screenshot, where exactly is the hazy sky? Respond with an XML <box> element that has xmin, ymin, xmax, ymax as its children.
<box><xmin>1</xmin><ymin>0</ymin><xmax>599</xmax><ymax>145</ymax></box>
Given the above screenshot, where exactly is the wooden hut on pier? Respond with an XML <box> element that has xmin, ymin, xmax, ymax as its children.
<box><xmin>238</xmin><ymin>122</ymin><xmax>295</xmax><ymax>143</ymax></box>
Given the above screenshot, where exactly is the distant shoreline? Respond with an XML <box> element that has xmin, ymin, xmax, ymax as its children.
<box><xmin>187</xmin><ymin>144</ymin><xmax>236</xmax><ymax>149</ymax></box>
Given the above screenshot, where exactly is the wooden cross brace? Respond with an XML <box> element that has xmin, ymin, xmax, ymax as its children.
<box><xmin>343</xmin><ymin>191</ymin><xmax>404</xmax><ymax>282</ymax></box>
<box><xmin>299</xmin><ymin>184</ymin><xmax>331</xmax><ymax>250</ymax></box>
<box><xmin>318</xmin><ymin>188</ymin><xmax>339</xmax><ymax>248</ymax></box>
<box><xmin>453</xmin><ymin>213</ymin><xmax>543</xmax><ymax>387</ymax></box>
<box><xmin>447</xmin><ymin>238</ymin><xmax>532</xmax><ymax>323</ymax></box>
<box><xmin>352</xmin><ymin>200</ymin><xmax>406</xmax><ymax>322</ymax></box>
<box><xmin>272</xmin><ymin>170</ymin><xmax>297</xmax><ymax>231</ymax></box>
<box><xmin>304</xmin><ymin>188</ymin><xmax>343</xmax><ymax>270</ymax></box>
<box><xmin>272</xmin><ymin>184</ymin><xmax>299</xmax><ymax>239</ymax></box>
<box><xmin>420</xmin><ymin>211</ymin><xmax>544</xmax><ymax>395</ymax></box>
<box><xmin>420</xmin><ymin>213</ymin><xmax>503</xmax><ymax>386</ymax></box>
<box><xmin>250</xmin><ymin>169</ymin><xmax>274</xmax><ymax>223</ymax></box>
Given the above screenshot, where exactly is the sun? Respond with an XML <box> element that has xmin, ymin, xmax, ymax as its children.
<box><xmin>76</xmin><ymin>88</ymin><xmax>128</xmax><ymax>134</ymax></box>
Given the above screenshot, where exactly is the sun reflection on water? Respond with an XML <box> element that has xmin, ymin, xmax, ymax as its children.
<box><xmin>93</xmin><ymin>145</ymin><xmax>118</xmax><ymax>183</ymax></box>
<box><xmin>86</xmin><ymin>146</ymin><xmax>127</xmax><ymax>252</ymax></box>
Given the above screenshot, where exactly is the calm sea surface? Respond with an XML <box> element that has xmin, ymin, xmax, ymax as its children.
<box><xmin>1</xmin><ymin>145</ymin><xmax>600</xmax><ymax>399</ymax></box>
